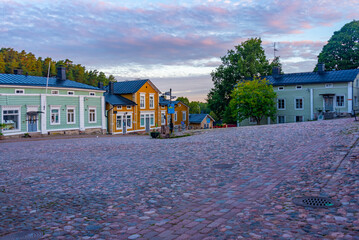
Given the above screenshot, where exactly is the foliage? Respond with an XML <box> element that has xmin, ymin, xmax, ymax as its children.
<box><xmin>176</xmin><ymin>97</ymin><xmax>190</xmax><ymax>106</ymax></box>
<box><xmin>0</xmin><ymin>48</ymin><xmax>116</xmax><ymax>87</ymax></box>
<box><xmin>316</xmin><ymin>20</ymin><xmax>359</xmax><ymax>71</ymax></box>
<box><xmin>229</xmin><ymin>77</ymin><xmax>277</xmax><ymax>125</ymax></box>
<box><xmin>0</xmin><ymin>123</ymin><xmax>6</xmax><ymax>136</ymax></box>
<box><xmin>176</xmin><ymin>97</ymin><xmax>210</xmax><ymax>114</ymax></box>
<box><xmin>207</xmin><ymin>38</ymin><xmax>281</xmax><ymax>123</ymax></box>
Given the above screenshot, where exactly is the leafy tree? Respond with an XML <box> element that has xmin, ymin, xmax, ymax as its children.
<box><xmin>316</xmin><ymin>20</ymin><xmax>359</xmax><ymax>71</ymax></box>
<box><xmin>0</xmin><ymin>53</ymin><xmax>5</xmax><ymax>73</ymax></box>
<box><xmin>208</xmin><ymin>38</ymin><xmax>280</xmax><ymax>123</ymax></box>
<box><xmin>189</xmin><ymin>102</ymin><xmax>200</xmax><ymax>114</ymax></box>
<box><xmin>229</xmin><ymin>77</ymin><xmax>277</xmax><ymax>125</ymax></box>
<box><xmin>176</xmin><ymin>97</ymin><xmax>190</xmax><ymax>106</ymax></box>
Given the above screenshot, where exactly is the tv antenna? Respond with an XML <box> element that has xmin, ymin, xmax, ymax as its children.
<box><xmin>273</xmin><ymin>42</ymin><xmax>278</xmax><ymax>58</ymax></box>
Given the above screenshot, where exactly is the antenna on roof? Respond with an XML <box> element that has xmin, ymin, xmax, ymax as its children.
<box><xmin>45</xmin><ymin>61</ymin><xmax>50</xmax><ymax>94</ymax></box>
<box><xmin>273</xmin><ymin>42</ymin><xmax>278</xmax><ymax>58</ymax></box>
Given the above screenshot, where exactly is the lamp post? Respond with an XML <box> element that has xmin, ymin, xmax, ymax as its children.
<box><xmin>164</xmin><ymin>89</ymin><xmax>176</xmax><ymax>134</ymax></box>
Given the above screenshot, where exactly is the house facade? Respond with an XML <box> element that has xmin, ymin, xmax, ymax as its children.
<box><xmin>159</xmin><ymin>96</ymin><xmax>190</xmax><ymax>128</ymax></box>
<box><xmin>240</xmin><ymin>65</ymin><xmax>359</xmax><ymax>126</ymax></box>
<box><xmin>105</xmin><ymin>79</ymin><xmax>161</xmax><ymax>134</ymax></box>
<box><xmin>189</xmin><ymin>114</ymin><xmax>215</xmax><ymax>129</ymax></box>
<box><xmin>0</xmin><ymin>68</ymin><xmax>106</xmax><ymax>137</ymax></box>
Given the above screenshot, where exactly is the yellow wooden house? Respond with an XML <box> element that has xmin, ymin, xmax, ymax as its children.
<box><xmin>105</xmin><ymin>80</ymin><xmax>161</xmax><ymax>134</ymax></box>
<box><xmin>159</xmin><ymin>96</ymin><xmax>190</xmax><ymax>129</ymax></box>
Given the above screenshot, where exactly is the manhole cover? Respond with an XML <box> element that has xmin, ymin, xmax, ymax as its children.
<box><xmin>293</xmin><ymin>197</ymin><xmax>341</xmax><ymax>208</ymax></box>
<box><xmin>213</xmin><ymin>163</ymin><xmax>234</xmax><ymax>169</ymax></box>
<box><xmin>0</xmin><ymin>231</ymin><xmax>43</xmax><ymax>240</ymax></box>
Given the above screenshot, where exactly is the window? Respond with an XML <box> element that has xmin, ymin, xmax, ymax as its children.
<box><xmin>118</xmin><ymin>106</ymin><xmax>122</xmax><ymax>110</ymax></box>
<box><xmin>277</xmin><ymin>99</ymin><xmax>285</xmax><ymax>110</ymax></box>
<box><xmin>140</xmin><ymin>114</ymin><xmax>145</xmax><ymax>127</ymax></box>
<box><xmin>161</xmin><ymin>112</ymin><xmax>166</xmax><ymax>125</ymax></box>
<box><xmin>295</xmin><ymin>98</ymin><xmax>303</xmax><ymax>110</ymax></box>
<box><xmin>140</xmin><ymin>94</ymin><xmax>145</xmax><ymax>108</ymax></box>
<box><xmin>325</xmin><ymin>83</ymin><xmax>333</xmax><ymax>88</ymax></box>
<box><xmin>127</xmin><ymin>105</ymin><xmax>132</xmax><ymax>109</ymax></box>
<box><xmin>67</xmin><ymin>107</ymin><xmax>75</xmax><ymax>124</ymax></box>
<box><xmin>295</xmin><ymin>116</ymin><xmax>303</xmax><ymax>122</ymax></box>
<box><xmin>182</xmin><ymin>111</ymin><xmax>186</xmax><ymax>121</ymax></box>
<box><xmin>51</xmin><ymin>90</ymin><xmax>59</xmax><ymax>95</ymax></box>
<box><xmin>116</xmin><ymin>115</ymin><xmax>122</xmax><ymax>129</ymax></box>
<box><xmin>278</xmin><ymin>116</ymin><xmax>285</xmax><ymax>124</ymax></box>
<box><xmin>50</xmin><ymin>107</ymin><xmax>60</xmax><ymax>125</ymax></box>
<box><xmin>150</xmin><ymin>114</ymin><xmax>154</xmax><ymax>126</ymax></box>
<box><xmin>15</xmin><ymin>89</ymin><xmax>24</xmax><ymax>94</ymax></box>
<box><xmin>67</xmin><ymin>91</ymin><xmax>74</xmax><ymax>95</ymax></box>
<box><xmin>89</xmin><ymin>92</ymin><xmax>95</xmax><ymax>96</ymax></box>
<box><xmin>355</xmin><ymin>96</ymin><xmax>358</xmax><ymax>107</ymax></box>
<box><xmin>249</xmin><ymin>117</ymin><xmax>256</xmax><ymax>124</ymax></box>
<box><xmin>278</xmin><ymin>86</ymin><xmax>284</xmax><ymax>91</ymax></box>
<box><xmin>174</xmin><ymin>112</ymin><xmax>177</xmax><ymax>121</ymax></box>
<box><xmin>149</xmin><ymin>95</ymin><xmax>154</xmax><ymax>108</ymax></box>
<box><xmin>296</xmin><ymin>85</ymin><xmax>302</xmax><ymax>90</ymax></box>
<box><xmin>126</xmin><ymin>115</ymin><xmax>132</xmax><ymax>128</ymax></box>
<box><xmin>2</xmin><ymin>108</ymin><xmax>20</xmax><ymax>131</ymax></box>
<box><xmin>336</xmin><ymin>96</ymin><xmax>344</xmax><ymax>107</ymax></box>
<box><xmin>89</xmin><ymin>107</ymin><xmax>96</xmax><ymax>123</ymax></box>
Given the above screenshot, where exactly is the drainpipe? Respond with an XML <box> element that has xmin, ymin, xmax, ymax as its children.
<box><xmin>348</xmin><ymin>82</ymin><xmax>353</xmax><ymax>114</ymax></box>
<box><xmin>310</xmin><ymin>88</ymin><xmax>314</xmax><ymax>120</ymax></box>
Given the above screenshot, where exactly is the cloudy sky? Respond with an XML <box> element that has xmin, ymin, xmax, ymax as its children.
<box><xmin>1</xmin><ymin>0</ymin><xmax>357</xmax><ymax>101</ymax></box>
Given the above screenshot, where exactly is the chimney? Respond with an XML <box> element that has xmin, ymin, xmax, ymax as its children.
<box><xmin>109</xmin><ymin>82</ymin><xmax>114</xmax><ymax>94</ymax></box>
<box><xmin>56</xmin><ymin>66</ymin><xmax>66</xmax><ymax>81</ymax></box>
<box><xmin>272</xmin><ymin>66</ymin><xmax>281</xmax><ymax>78</ymax></box>
<box><xmin>317</xmin><ymin>63</ymin><xmax>325</xmax><ymax>74</ymax></box>
<box><xmin>98</xmin><ymin>82</ymin><xmax>104</xmax><ymax>89</ymax></box>
<box><xmin>14</xmin><ymin>69</ymin><xmax>23</xmax><ymax>75</ymax></box>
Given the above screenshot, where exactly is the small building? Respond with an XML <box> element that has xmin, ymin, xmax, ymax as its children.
<box><xmin>104</xmin><ymin>79</ymin><xmax>161</xmax><ymax>134</ymax></box>
<box><xmin>189</xmin><ymin>114</ymin><xmax>215</xmax><ymax>129</ymax></box>
<box><xmin>0</xmin><ymin>67</ymin><xmax>106</xmax><ymax>137</ymax></box>
<box><xmin>159</xmin><ymin>96</ymin><xmax>189</xmax><ymax>129</ymax></box>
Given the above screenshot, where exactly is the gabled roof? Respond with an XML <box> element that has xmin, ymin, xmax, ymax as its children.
<box><xmin>106</xmin><ymin>79</ymin><xmax>161</xmax><ymax>94</ymax></box>
<box><xmin>263</xmin><ymin>69</ymin><xmax>359</xmax><ymax>86</ymax></box>
<box><xmin>0</xmin><ymin>73</ymin><xmax>102</xmax><ymax>91</ymax></box>
<box><xmin>104</xmin><ymin>93</ymin><xmax>137</xmax><ymax>106</ymax></box>
<box><xmin>189</xmin><ymin>114</ymin><xmax>214</xmax><ymax>123</ymax></box>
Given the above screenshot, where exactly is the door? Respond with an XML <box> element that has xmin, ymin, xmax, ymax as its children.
<box><xmin>27</xmin><ymin>114</ymin><xmax>37</xmax><ymax>132</ymax></box>
<box><xmin>145</xmin><ymin>116</ymin><xmax>150</xmax><ymax>133</ymax></box>
<box><xmin>324</xmin><ymin>96</ymin><xmax>334</xmax><ymax>111</ymax></box>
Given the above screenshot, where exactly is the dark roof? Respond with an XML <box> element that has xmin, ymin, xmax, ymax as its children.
<box><xmin>106</xmin><ymin>79</ymin><xmax>161</xmax><ymax>94</ymax></box>
<box><xmin>104</xmin><ymin>93</ymin><xmax>137</xmax><ymax>106</ymax></box>
<box><xmin>0</xmin><ymin>73</ymin><xmax>102</xmax><ymax>90</ymax></box>
<box><xmin>159</xmin><ymin>96</ymin><xmax>179</xmax><ymax>106</ymax></box>
<box><xmin>263</xmin><ymin>69</ymin><xmax>359</xmax><ymax>86</ymax></box>
<box><xmin>189</xmin><ymin>114</ymin><xmax>214</xmax><ymax>123</ymax></box>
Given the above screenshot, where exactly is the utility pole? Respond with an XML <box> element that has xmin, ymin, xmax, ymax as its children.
<box><xmin>169</xmin><ymin>88</ymin><xmax>173</xmax><ymax>133</ymax></box>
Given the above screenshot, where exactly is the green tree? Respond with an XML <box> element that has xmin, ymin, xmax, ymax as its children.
<box><xmin>0</xmin><ymin>53</ymin><xmax>5</xmax><ymax>73</ymax></box>
<box><xmin>189</xmin><ymin>102</ymin><xmax>200</xmax><ymax>114</ymax></box>
<box><xmin>208</xmin><ymin>38</ymin><xmax>279</xmax><ymax>123</ymax></box>
<box><xmin>316</xmin><ymin>20</ymin><xmax>359</xmax><ymax>71</ymax></box>
<box><xmin>229</xmin><ymin>77</ymin><xmax>277</xmax><ymax>125</ymax></box>
<box><xmin>176</xmin><ymin>97</ymin><xmax>190</xmax><ymax>106</ymax></box>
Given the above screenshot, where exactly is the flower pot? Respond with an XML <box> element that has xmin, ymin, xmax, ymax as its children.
<box><xmin>150</xmin><ymin>132</ymin><xmax>160</xmax><ymax>138</ymax></box>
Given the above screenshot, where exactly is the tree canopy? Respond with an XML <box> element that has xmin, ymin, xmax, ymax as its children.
<box><xmin>316</xmin><ymin>20</ymin><xmax>359</xmax><ymax>71</ymax></box>
<box><xmin>207</xmin><ymin>38</ymin><xmax>281</xmax><ymax>123</ymax></box>
<box><xmin>0</xmin><ymin>48</ymin><xmax>116</xmax><ymax>87</ymax></box>
<box><xmin>229</xmin><ymin>77</ymin><xmax>277</xmax><ymax>125</ymax></box>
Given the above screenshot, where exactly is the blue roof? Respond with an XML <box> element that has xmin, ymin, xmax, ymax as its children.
<box><xmin>263</xmin><ymin>69</ymin><xmax>359</xmax><ymax>86</ymax></box>
<box><xmin>189</xmin><ymin>114</ymin><xmax>214</xmax><ymax>123</ymax></box>
<box><xmin>159</xmin><ymin>96</ymin><xmax>179</xmax><ymax>106</ymax></box>
<box><xmin>104</xmin><ymin>93</ymin><xmax>137</xmax><ymax>106</ymax></box>
<box><xmin>105</xmin><ymin>79</ymin><xmax>152</xmax><ymax>94</ymax></box>
<box><xmin>0</xmin><ymin>73</ymin><xmax>102</xmax><ymax>90</ymax></box>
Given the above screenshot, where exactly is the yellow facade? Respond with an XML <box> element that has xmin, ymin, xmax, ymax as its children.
<box><xmin>161</xmin><ymin>101</ymin><xmax>190</xmax><ymax>128</ymax></box>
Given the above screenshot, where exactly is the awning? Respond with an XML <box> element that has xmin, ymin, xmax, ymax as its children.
<box><xmin>26</xmin><ymin>111</ymin><xmax>44</xmax><ymax>116</ymax></box>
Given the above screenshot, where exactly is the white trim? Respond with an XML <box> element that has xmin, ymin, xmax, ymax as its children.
<box><xmin>0</xmin><ymin>84</ymin><xmax>105</xmax><ymax>93</ymax></box>
<box><xmin>335</xmin><ymin>95</ymin><xmax>345</xmax><ymax>108</ymax></box>
<box><xmin>277</xmin><ymin>98</ymin><xmax>286</xmax><ymax>110</ymax></box>
<box><xmin>149</xmin><ymin>94</ymin><xmax>155</xmax><ymax>109</ymax></box>
<box><xmin>126</xmin><ymin>105</ymin><xmax>132</xmax><ymax>109</ymax></box>
<box><xmin>278</xmin><ymin>86</ymin><xmax>284</xmax><ymax>91</ymax></box>
<box><xmin>182</xmin><ymin>111</ymin><xmax>186</xmax><ymax>121</ymax></box>
<box><xmin>88</xmin><ymin>106</ymin><xmax>97</xmax><ymax>124</ymax></box>
<box><xmin>140</xmin><ymin>93</ymin><xmax>146</xmax><ymax>109</ymax></box>
<box><xmin>161</xmin><ymin>111</ymin><xmax>166</xmax><ymax>125</ymax></box>
<box><xmin>66</xmin><ymin>106</ymin><xmax>76</xmax><ymax>124</ymax></box>
<box><xmin>15</xmin><ymin>89</ymin><xmax>24</xmax><ymax>94</ymax></box>
<box><xmin>325</xmin><ymin>83</ymin><xmax>333</xmax><ymax>88</ymax></box>
<box><xmin>79</xmin><ymin>96</ymin><xmax>85</xmax><ymax>131</ymax></box>
<box><xmin>277</xmin><ymin>116</ymin><xmax>286</xmax><ymax>124</ymax></box>
<box><xmin>296</xmin><ymin>85</ymin><xmax>302</xmax><ymax>90</ymax></box>
<box><xmin>294</xmin><ymin>98</ymin><xmax>304</xmax><ymax>110</ymax></box>
<box><xmin>348</xmin><ymin>82</ymin><xmax>353</xmax><ymax>112</ymax></box>
<box><xmin>1</xmin><ymin>106</ymin><xmax>21</xmax><ymax>132</ymax></box>
<box><xmin>51</xmin><ymin>90</ymin><xmax>59</xmax><ymax>95</ymax></box>
<box><xmin>50</xmin><ymin>106</ymin><xmax>61</xmax><ymax>125</ymax></box>
<box><xmin>41</xmin><ymin>94</ymin><xmax>47</xmax><ymax>134</ymax></box>
<box><xmin>295</xmin><ymin>116</ymin><xmax>304</xmax><ymax>122</ymax></box>
<box><xmin>26</xmin><ymin>106</ymin><xmax>40</xmax><ymax>133</ymax></box>
<box><xmin>140</xmin><ymin>110</ymin><xmax>156</xmax><ymax>114</ymax></box>
<box><xmin>67</xmin><ymin>91</ymin><xmax>75</xmax><ymax>95</ymax></box>
<box><xmin>310</xmin><ymin>88</ymin><xmax>314</xmax><ymax>120</ymax></box>
<box><xmin>0</xmin><ymin>93</ymin><xmax>101</xmax><ymax>98</ymax></box>
<box><xmin>101</xmin><ymin>96</ymin><xmax>106</xmax><ymax>130</ymax></box>
<box><xmin>89</xmin><ymin>92</ymin><xmax>96</xmax><ymax>96</ymax></box>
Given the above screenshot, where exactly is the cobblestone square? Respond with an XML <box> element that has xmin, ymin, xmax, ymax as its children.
<box><xmin>1</xmin><ymin>118</ymin><xmax>358</xmax><ymax>239</ymax></box>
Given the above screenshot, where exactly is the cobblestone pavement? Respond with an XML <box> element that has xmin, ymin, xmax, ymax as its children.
<box><xmin>0</xmin><ymin>118</ymin><xmax>358</xmax><ymax>240</ymax></box>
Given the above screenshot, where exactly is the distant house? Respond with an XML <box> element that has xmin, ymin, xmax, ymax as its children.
<box><xmin>159</xmin><ymin>96</ymin><xmax>189</xmax><ymax>128</ymax></box>
<box><xmin>240</xmin><ymin>64</ymin><xmax>359</xmax><ymax>126</ymax></box>
<box><xmin>0</xmin><ymin>67</ymin><xmax>106</xmax><ymax>137</ymax></box>
<box><xmin>189</xmin><ymin>114</ymin><xmax>214</xmax><ymax>129</ymax></box>
<box><xmin>104</xmin><ymin>79</ymin><xmax>161</xmax><ymax>134</ymax></box>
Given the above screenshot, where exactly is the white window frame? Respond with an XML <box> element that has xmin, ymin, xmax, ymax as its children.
<box><xmin>66</xmin><ymin>106</ymin><xmax>76</xmax><ymax>124</ymax></box>
<box><xmin>88</xmin><ymin>107</ymin><xmax>97</xmax><ymax>123</ymax></box>
<box><xmin>295</xmin><ymin>98</ymin><xmax>304</xmax><ymax>110</ymax></box>
<box><xmin>140</xmin><ymin>114</ymin><xmax>145</xmax><ymax>127</ymax></box>
<box><xmin>296</xmin><ymin>85</ymin><xmax>302</xmax><ymax>90</ymax></box>
<box><xmin>150</xmin><ymin>113</ymin><xmax>155</xmax><ymax>126</ymax></box>
<box><xmin>325</xmin><ymin>83</ymin><xmax>333</xmax><ymax>88</ymax></box>
<box><xmin>126</xmin><ymin>114</ymin><xmax>132</xmax><ymax>129</ymax></box>
<box><xmin>277</xmin><ymin>116</ymin><xmax>285</xmax><ymax>124</ymax></box>
<box><xmin>182</xmin><ymin>111</ymin><xmax>186</xmax><ymax>121</ymax></box>
<box><xmin>140</xmin><ymin>94</ymin><xmax>146</xmax><ymax>109</ymax></box>
<box><xmin>249</xmin><ymin>117</ymin><xmax>256</xmax><ymax>124</ymax></box>
<box><xmin>67</xmin><ymin>91</ymin><xmax>74</xmax><ymax>95</ymax></box>
<box><xmin>15</xmin><ymin>89</ymin><xmax>24</xmax><ymax>94</ymax></box>
<box><xmin>149</xmin><ymin>94</ymin><xmax>154</xmax><ymax>109</ymax></box>
<box><xmin>50</xmin><ymin>106</ymin><xmax>61</xmax><ymax>125</ymax></box>
<box><xmin>1</xmin><ymin>106</ymin><xmax>21</xmax><ymax>132</ymax></box>
<box><xmin>336</xmin><ymin>95</ymin><xmax>345</xmax><ymax>108</ymax></box>
<box><xmin>295</xmin><ymin>116</ymin><xmax>303</xmax><ymax>122</ymax></box>
<box><xmin>116</xmin><ymin>115</ymin><xmax>122</xmax><ymax>130</ymax></box>
<box><xmin>278</xmin><ymin>86</ymin><xmax>284</xmax><ymax>91</ymax></box>
<box><xmin>127</xmin><ymin>105</ymin><xmax>132</xmax><ymax>110</ymax></box>
<box><xmin>161</xmin><ymin>111</ymin><xmax>166</xmax><ymax>125</ymax></box>
<box><xmin>117</xmin><ymin>106</ymin><xmax>122</xmax><ymax>110</ymax></box>
<box><xmin>51</xmin><ymin>90</ymin><xmax>59</xmax><ymax>95</ymax></box>
<box><xmin>277</xmin><ymin>99</ymin><xmax>285</xmax><ymax>110</ymax></box>
<box><xmin>89</xmin><ymin>92</ymin><xmax>95</xmax><ymax>96</ymax></box>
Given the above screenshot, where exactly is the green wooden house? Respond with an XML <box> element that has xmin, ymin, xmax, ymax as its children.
<box><xmin>240</xmin><ymin>64</ymin><xmax>359</xmax><ymax>126</ymax></box>
<box><xmin>0</xmin><ymin>67</ymin><xmax>106</xmax><ymax>137</ymax></box>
